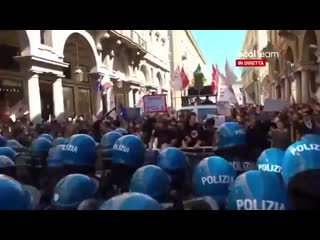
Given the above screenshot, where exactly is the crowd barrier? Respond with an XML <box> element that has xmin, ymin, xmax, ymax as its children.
<box><xmin>181</xmin><ymin>147</ymin><xmax>256</xmax><ymax>175</ymax></box>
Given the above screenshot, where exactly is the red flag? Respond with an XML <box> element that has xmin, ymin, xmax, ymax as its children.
<box><xmin>180</xmin><ymin>67</ymin><xmax>189</xmax><ymax>90</ymax></box>
<box><xmin>211</xmin><ymin>64</ymin><xmax>218</xmax><ymax>93</ymax></box>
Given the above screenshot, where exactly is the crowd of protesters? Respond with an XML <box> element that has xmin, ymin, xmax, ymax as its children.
<box><xmin>1</xmin><ymin>100</ymin><xmax>320</xmax><ymax>156</ymax></box>
<box><xmin>0</xmin><ymin>98</ymin><xmax>320</xmax><ymax>210</ymax></box>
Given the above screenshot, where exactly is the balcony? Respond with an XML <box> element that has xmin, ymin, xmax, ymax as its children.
<box><xmin>111</xmin><ymin>30</ymin><xmax>147</xmax><ymax>52</ymax></box>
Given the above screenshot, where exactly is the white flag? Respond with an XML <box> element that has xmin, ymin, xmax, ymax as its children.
<box><xmin>99</xmin><ymin>68</ymin><xmax>113</xmax><ymax>95</ymax></box>
<box><xmin>225</xmin><ymin>60</ymin><xmax>237</xmax><ymax>86</ymax></box>
<box><xmin>245</xmin><ymin>91</ymin><xmax>255</xmax><ymax>105</ymax></box>
<box><xmin>217</xmin><ymin>71</ymin><xmax>237</xmax><ymax>103</ymax></box>
<box><xmin>170</xmin><ymin>67</ymin><xmax>183</xmax><ymax>91</ymax></box>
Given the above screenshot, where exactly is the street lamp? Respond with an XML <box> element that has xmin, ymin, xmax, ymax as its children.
<box><xmin>74</xmin><ymin>38</ymin><xmax>83</xmax><ymax>82</ymax></box>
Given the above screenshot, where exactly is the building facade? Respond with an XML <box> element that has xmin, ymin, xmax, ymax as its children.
<box><xmin>0</xmin><ymin>30</ymin><xmax>171</xmax><ymax>123</ymax></box>
<box><xmin>241</xmin><ymin>30</ymin><xmax>270</xmax><ymax>105</ymax></box>
<box><xmin>266</xmin><ymin>30</ymin><xmax>320</xmax><ymax>104</ymax></box>
<box><xmin>168</xmin><ymin>30</ymin><xmax>206</xmax><ymax>109</ymax></box>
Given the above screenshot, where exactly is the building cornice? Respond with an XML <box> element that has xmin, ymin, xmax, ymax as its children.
<box><xmin>185</xmin><ymin>30</ymin><xmax>206</xmax><ymax>64</ymax></box>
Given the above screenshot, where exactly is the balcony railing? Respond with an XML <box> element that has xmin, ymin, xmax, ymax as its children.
<box><xmin>113</xmin><ymin>30</ymin><xmax>147</xmax><ymax>51</ymax></box>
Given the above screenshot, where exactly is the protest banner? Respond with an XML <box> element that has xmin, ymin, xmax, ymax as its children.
<box><xmin>143</xmin><ymin>94</ymin><xmax>168</xmax><ymax>113</ymax></box>
<box><xmin>263</xmin><ymin>99</ymin><xmax>289</xmax><ymax>112</ymax></box>
<box><xmin>217</xmin><ymin>101</ymin><xmax>231</xmax><ymax>116</ymax></box>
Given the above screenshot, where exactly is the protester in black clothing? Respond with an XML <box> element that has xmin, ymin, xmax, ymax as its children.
<box><xmin>92</xmin><ymin>120</ymin><xmax>102</xmax><ymax>142</ymax></box>
<box><xmin>202</xmin><ymin>96</ymin><xmax>214</xmax><ymax>105</ymax></box>
<box><xmin>150</xmin><ymin>119</ymin><xmax>175</xmax><ymax>149</ymax></box>
<box><xmin>246</xmin><ymin>117</ymin><xmax>268</xmax><ymax>162</ymax></box>
<box><xmin>201</xmin><ymin>118</ymin><xmax>215</xmax><ymax>146</ymax></box>
<box><xmin>182</xmin><ymin>113</ymin><xmax>205</xmax><ymax>148</ymax></box>
<box><xmin>300</xmin><ymin>110</ymin><xmax>316</xmax><ymax>136</ymax></box>
<box><xmin>141</xmin><ymin>115</ymin><xmax>155</xmax><ymax>146</ymax></box>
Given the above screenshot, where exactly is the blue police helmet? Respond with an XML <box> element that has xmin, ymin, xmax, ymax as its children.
<box><xmin>62</xmin><ymin>134</ymin><xmax>97</xmax><ymax>167</ymax></box>
<box><xmin>157</xmin><ymin>147</ymin><xmax>188</xmax><ymax>174</ymax></box>
<box><xmin>112</xmin><ymin>134</ymin><xmax>146</xmax><ymax>168</ymax></box>
<box><xmin>0</xmin><ymin>147</ymin><xmax>18</xmax><ymax>160</ymax></box>
<box><xmin>192</xmin><ymin>156</ymin><xmax>236</xmax><ymax>205</ymax></box>
<box><xmin>101</xmin><ymin>131</ymin><xmax>122</xmax><ymax>149</ymax></box>
<box><xmin>0</xmin><ymin>155</ymin><xmax>15</xmax><ymax>168</ymax></box>
<box><xmin>0</xmin><ymin>174</ymin><xmax>32</xmax><ymax>210</ymax></box>
<box><xmin>47</xmin><ymin>145</ymin><xmax>65</xmax><ymax>167</ymax></box>
<box><xmin>38</xmin><ymin>133</ymin><xmax>54</xmax><ymax>142</ymax></box>
<box><xmin>6</xmin><ymin>139</ymin><xmax>23</xmax><ymax>150</ymax></box>
<box><xmin>99</xmin><ymin>192</ymin><xmax>163</xmax><ymax>210</ymax></box>
<box><xmin>216</xmin><ymin>122</ymin><xmax>246</xmax><ymax>149</ymax></box>
<box><xmin>0</xmin><ymin>135</ymin><xmax>6</xmax><ymax>147</ymax></box>
<box><xmin>301</xmin><ymin>134</ymin><xmax>320</xmax><ymax>144</ymax></box>
<box><xmin>52</xmin><ymin>137</ymin><xmax>66</xmax><ymax>146</ymax></box>
<box><xmin>227</xmin><ymin>170</ymin><xmax>288</xmax><ymax>210</ymax></box>
<box><xmin>52</xmin><ymin>174</ymin><xmax>98</xmax><ymax>210</ymax></box>
<box><xmin>31</xmin><ymin>137</ymin><xmax>52</xmax><ymax>155</ymax></box>
<box><xmin>257</xmin><ymin>148</ymin><xmax>284</xmax><ymax>174</ymax></box>
<box><xmin>115</xmin><ymin>128</ymin><xmax>128</xmax><ymax>136</ymax></box>
<box><xmin>130</xmin><ymin>165</ymin><xmax>171</xmax><ymax>202</ymax></box>
<box><xmin>282</xmin><ymin>140</ymin><xmax>320</xmax><ymax>186</ymax></box>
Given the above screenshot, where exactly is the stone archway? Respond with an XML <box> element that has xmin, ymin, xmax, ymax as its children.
<box><xmin>302</xmin><ymin>30</ymin><xmax>317</xmax><ymax>62</ymax></box>
<box><xmin>62</xmin><ymin>33</ymin><xmax>98</xmax><ymax>117</ymax></box>
<box><xmin>156</xmin><ymin>72</ymin><xmax>163</xmax><ymax>93</ymax></box>
<box><xmin>0</xmin><ymin>30</ymin><xmax>31</xmax><ymax>71</ymax></box>
<box><xmin>156</xmin><ymin>72</ymin><xmax>163</xmax><ymax>87</ymax></box>
<box><xmin>0</xmin><ymin>30</ymin><xmax>31</xmax><ymax>121</ymax></box>
<box><xmin>53</xmin><ymin>30</ymin><xmax>100</xmax><ymax>72</ymax></box>
<box><xmin>301</xmin><ymin>30</ymin><xmax>318</xmax><ymax>102</ymax></box>
<box><xmin>140</xmin><ymin>65</ymin><xmax>150</xmax><ymax>85</ymax></box>
<box><xmin>63</xmin><ymin>33</ymin><xmax>97</xmax><ymax>75</ymax></box>
<box><xmin>137</xmin><ymin>68</ymin><xmax>147</xmax><ymax>86</ymax></box>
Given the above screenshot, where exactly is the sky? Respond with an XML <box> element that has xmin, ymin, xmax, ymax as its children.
<box><xmin>192</xmin><ymin>30</ymin><xmax>246</xmax><ymax>80</ymax></box>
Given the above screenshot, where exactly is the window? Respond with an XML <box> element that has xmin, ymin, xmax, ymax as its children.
<box><xmin>151</xmin><ymin>68</ymin><xmax>154</xmax><ymax>83</ymax></box>
<box><xmin>161</xmin><ymin>38</ymin><xmax>166</xmax><ymax>46</ymax></box>
<box><xmin>78</xmin><ymin>88</ymin><xmax>92</xmax><ymax>115</ymax></box>
<box><xmin>40</xmin><ymin>30</ymin><xmax>45</xmax><ymax>44</ymax></box>
<box><xmin>40</xmin><ymin>30</ymin><xmax>52</xmax><ymax>46</ymax></box>
<box><xmin>0</xmin><ymin>45</ymin><xmax>20</xmax><ymax>71</ymax></box>
<box><xmin>63</xmin><ymin>86</ymin><xmax>75</xmax><ymax>117</ymax></box>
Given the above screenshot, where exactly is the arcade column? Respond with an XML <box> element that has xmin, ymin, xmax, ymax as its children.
<box><xmin>27</xmin><ymin>73</ymin><xmax>42</xmax><ymax>123</ymax></box>
<box><xmin>280</xmin><ymin>79</ymin><xmax>285</xmax><ymax>101</ymax></box>
<box><xmin>128</xmin><ymin>88</ymin><xmax>134</xmax><ymax>108</ymax></box>
<box><xmin>294</xmin><ymin>72</ymin><xmax>302</xmax><ymax>103</ymax></box>
<box><xmin>301</xmin><ymin>70</ymin><xmax>309</xmax><ymax>103</ymax></box>
<box><xmin>53</xmin><ymin>77</ymin><xmax>64</xmax><ymax>121</ymax></box>
<box><xmin>284</xmin><ymin>78</ymin><xmax>291</xmax><ymax>101</ymax></box>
